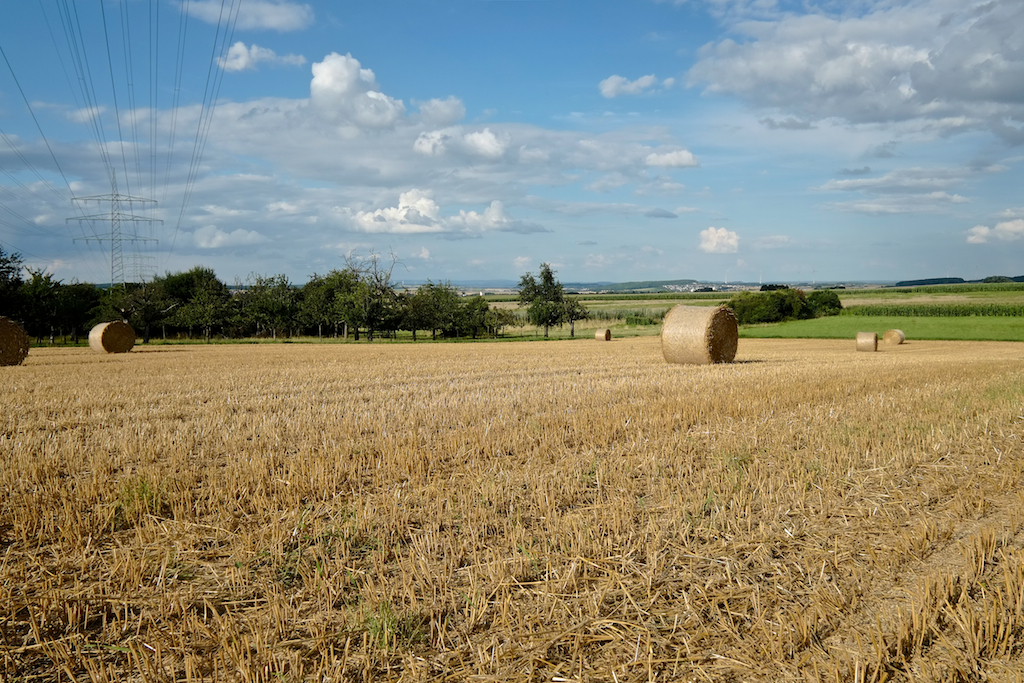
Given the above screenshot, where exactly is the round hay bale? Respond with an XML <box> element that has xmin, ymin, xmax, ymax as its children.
<box><xmin>595</xmin><ymin>328</ymin><xmax>611</xmax><ymax>341</ymax></box>
<box><xmin>883</xmin><ymin>329</ymin><xmax>905</xmax><ymax>345</ymax></box>
<box><xmin>0</xmin><ymin>316</ymin><xmax>30</xmax><ymax>366</ymax></box>
<box><xmin>856</xmin><ymin>331</ymin><xmax>878</xmax><ymax>352</ymax></box>
<box><xmin>661</xmin><ymin>304</ymin><xmax>738</xmax><ymax>365</ymax></box>
<box><xmin>89</xmin><ymin>321</ymin><xmax>136</xmax><ymax>354</ymax></box>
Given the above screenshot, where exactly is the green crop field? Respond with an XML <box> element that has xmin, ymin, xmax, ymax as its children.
<box><xmin>740</xmin><ymin>315</ymin><xmax>1024</xmax><ymax>342</ymax></box>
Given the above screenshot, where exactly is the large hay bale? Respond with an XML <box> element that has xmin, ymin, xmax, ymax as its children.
<box><xmin>595</xmin><ymin>328</ymin><xmax>611</xmax><ymax>341</ymax></box>
<box><xmin>0</xmin><ymin>316</ymin><xmax>30</xmax><ymax>366</ymax></box>
<box><xmin>661</xmin><ymin>304</ymin><xmax>738</xmax><ymax>365</ymax></box>
<box><xmin>856</xmin><ymin>332</ymin><xmax>878</xmax><ymax>352</ymax></box>
<box><xmin>883</xmin><ymin>329</ymin><xmax>905</xmax><ymax>345</ymax></box>
<box><xmin>89</xmin><ymin>321</ymin><xmax>136</xmax><ymax>354</ymax></box>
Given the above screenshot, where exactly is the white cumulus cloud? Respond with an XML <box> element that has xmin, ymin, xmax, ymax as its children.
<box><xmin>417</xmin><ymin>97</ymin><xmax>466</xmax><ymax>126</ymax></box>
<box><xmin>310</xmin><ymin>53</ymin><xmax>406</xmax><ymax>129</ymax></box>
<box><xmin>599</xmin><ymin>74</ymin><xmax>658</xmax><ymax>98</ymax></box>
<box><xmin>967</xmin><ymin>218</ymin><xmax>1024</xmax><ymax>244</ymax></box>
<box><xmin>219</xmin><ymin>42</ymin><xmax>306</xmax><ymax>72</ymax></box>
<box><xmin>188</xmin><ymin>0</ymin><xmax>314</xmax><ymax>31</ymax></box>
<box><xmin>700</xmin><ymin>227</ymin><xmax>740</xmax><ymax>253</ymax></box>
<box><xmin>350</xmin><ymin>192</ymin><xmax>544</xmax><ymax>235</ymax></box>
<box><xmin>686</xmin><ymin>1</ymin><xmax>1024</xmax><ymax>141</ymax></box>
<box><xmin>352</xmin><ymin>190</ymin><xmax>443</xmax><ymax>234</ymax></box>
<box><xmin>413</xmin><ymin>130</ymin><xmax>451</xmax><ymax>156</ymax></box>
<box><xmin>645</xmin><ymin>149</ymin><xmax>699</xmax><ymax>167</ymax></box>
<box><xmin>192</xmin><ymin>225</ymin><xmax>268</xmax><ymax>248</ymax></box>
<box><xmin>449</xmin><ymin>200</ymin><xmax>547</xmax><ymax>234</ymax></box>
<box><xmin>463</xmin><ymin>128</ymin><xmax>508</xmax><ymax>159</ymax></box>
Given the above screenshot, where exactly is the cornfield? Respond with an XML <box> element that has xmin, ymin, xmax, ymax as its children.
<box><xmin>843</xmin><ymin>304</ymin><xmax>1024</xmax><ymax>317</ymax></box>
<box><xmin>3</xmin><ymin>337</ymin><xmax>1024</xmax><ymax>681</ymax></box>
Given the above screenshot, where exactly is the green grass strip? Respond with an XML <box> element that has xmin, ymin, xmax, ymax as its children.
<box><xmin>740</xmin><ymin>316</ymin><xmax>1024</xmax><ymax>342</ymax></box>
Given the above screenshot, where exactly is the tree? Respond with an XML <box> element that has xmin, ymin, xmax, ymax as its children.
<box><xmin>344</xmin><ymin>252</ymin><xmax>402</xmax><ymax>341</ymax></box>
<box><xmin>562</xmin><ymin>298</ymin><xmax>589</xmax><ymax>338</ymax></box>
<box><xmin>517</xmin><ymin>263</ymin><xmax>566</xmax><ymax>337</ymax></box>
<box><xmin>0</xmin><ymin>247</ymin><xmax>25</xmax><ymax>320</ymax></box>
<box><xmin>56</xmin><ymin>282</ymin><xmax>101</xmax><ymax>343</ymax></box>
<box><xmin>162</xmin><ymin>266</ymin><xmax>231</xmax><ymax>339</ymax></box>
<box><xmin>806</xmin><ymin>289</ymin><xmax>843</xmax><ymax>317</ymax></box>
<box><xmin>300</xmin><ymin>273</ymin><xmax>335</xmax><ymax>339</ymax></box>
<box><xmin>410</xmin><ymin>281</ymin><xmax>462</xmax><ymax>339</ymax></box>
<box><xmin>20</xmin><ymin>269</ymin><xmax>61</xmax><ymax>343</ymax></box>
<box><xmin>727</xmin><ymin>289</ymin><xmax>811</xmax><ymax>325</ymax></box>
<box><xmin>484</xmin><ymin>307</ymin><xmax>518</xmax><ymax>338</ymax></box>
<box><xmin>101</xmin><ymin>279</ymin><xmax>173</xmax><ymax>343</ymax></box>
<box><xmin>460</xmin><ymin>295</ymin><xmax>490</xmax><ymax>339</ymax></box>
<box><xmin>238</xmin><ymin>274</ymin><xmax>296</xmax><ymax>339</ymax></box>
<box><xmin>404</xmin><ymin>282</ymin><xmax>445</xmax><ymax>340</ymax></box>
<box><xmin>326</xmin><ymin>268</ymin><xmax>363</xmax><ymax>339</ymax></box>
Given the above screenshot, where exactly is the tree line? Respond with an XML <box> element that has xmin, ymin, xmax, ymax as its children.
<box><xmin>0</xmin><ymin>249</ymin><xmax>589</xmax><ymax>344</ymax></box>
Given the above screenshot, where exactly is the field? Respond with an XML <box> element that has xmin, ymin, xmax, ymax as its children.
<box><xmin>3</xmin><ymin>337</ymin><xmax>1024</xmax><ymax>681</ymax></box>
<box><xmin>739</xmin><ymin>316</ymin><xmax>1024</xmax><ymax>342</ymax></box>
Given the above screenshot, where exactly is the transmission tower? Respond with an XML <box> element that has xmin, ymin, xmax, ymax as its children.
<box><xmin>69</xmin><ymin>183</ymin><xmax>161</xmax><ymax>286</ymax></box>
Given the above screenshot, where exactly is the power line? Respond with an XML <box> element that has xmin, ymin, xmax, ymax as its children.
<box><xmin>70</xmin><ymin>188</ymin><xmax>160</xmax><ymax>287</ymax></box>
<box><xmin>3</xmin><ymin>1</ymin><xmax>243</xmax><ymax>281</ymax></box>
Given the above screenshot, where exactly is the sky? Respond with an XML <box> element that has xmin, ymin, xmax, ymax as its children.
<box><xmin>0</xmin><ymin>0</ymin><xmax>1022</xmax><ymax>287</ymax></box>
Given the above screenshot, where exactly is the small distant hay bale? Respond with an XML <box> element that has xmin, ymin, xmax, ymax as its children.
<box><xmin>89</xmin><ymin>321</ymin><xmax>136</xmax><ymax>354</ymax></box>
<box><xmin>661</xmin><ymin>304</ymin><xmax>738</xmax><ymax>365</ymax></box>
<box><xmin>595</xmin><ymin>328</ymin><xmax>611</xmax><ymax>341</ymax></box>
<box><xmin>856</xmin><ymin>332</ymin><xmax>878</xmax><ymax>352</ymax></box>
<box><xmin>0</xmin><ymin>316</ymin><xmax>30</xmax><ymax>366</ymax></box>
<box><xmin>883</xmin><ymin>329</ymin><xmax>905</xmax><ymax>345</ymax></box>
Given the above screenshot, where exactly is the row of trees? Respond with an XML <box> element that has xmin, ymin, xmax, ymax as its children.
<box><xmin>1</xmin><ymin>249</ymin><xmax>589</xmax><ymax>343</ymax></box>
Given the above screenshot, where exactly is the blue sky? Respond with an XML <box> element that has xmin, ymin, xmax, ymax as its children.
<box><xmin>1</xmin><ymin>0</ymin><xmax>1022</xmax><ymax>286</ymax></box>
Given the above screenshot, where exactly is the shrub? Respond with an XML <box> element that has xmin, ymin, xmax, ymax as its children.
<box><xmin>806</xmin><ymin>290</ymin><xmax>843</xmax><ymax>317</ymax></box>
<box><xmin>727</xmin><ymin>289</ymin><xmax>810</xmax><ymax>324</ymax></box>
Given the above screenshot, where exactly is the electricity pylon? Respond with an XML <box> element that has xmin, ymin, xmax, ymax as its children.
<box><xmin>69</xmin><ymin>184</ymin><xmax>161</xmax><ymax>287</ymax></box>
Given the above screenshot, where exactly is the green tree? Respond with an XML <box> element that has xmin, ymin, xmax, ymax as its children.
<box><xmin>806</xmin><ymin>289</ymin><xmax>843</xmax><ymax>317</ymax></box>
<box><xmin>238</xmin><ymin>274</ymin><xmax>296</xmax><ymax>339</ymax></box>
<box><xmin>344</xmin><ymin>252</ymin><xmax>401</xmax><ymax>341</ymax></box>
<box><xmin>403</xmin><ymin>285</ymin><xmax>433</xmax><ymax>341</ymax></box>
<box><xmin>162</xmin><ymin>266</ymin><xmax>231</xmax><ymax>338</ymax></box>
<box><xmin>484</xmin><ymin>307</ymin><xmax>518</xmax><ymax>338</ymax></box>
<box><xmin>562</xmin><ymin>297</ymin><xmax>589</xmax><ymax>338</ymax></box>
<box><xmin>327</xmin><ymin>268</ymin><xmax>364</xmax><ymax>339</ymax></box>
<box><xmin>0</xmin><ymin>247</ymin><xmax>25</xmax><ymax>320</ymax></box>
<box><xmin>300</xmin><ymin>273</ymin><xmax>336</xmax><ymax>339</ymax></box>
<box><xmin>727</xmin><ymin>289</ymin><xmax>810</xmax><ymax>325</ymax></box>
<box><xmin>411</xmin><ymin>281</ymin><xmax>462</xmax><ymax>339</ymax></box>
<box><xmin>517</xmin><ymin>263</ymin><xmax>566</xmax><ymax>337</ymax></box>
<box><xmin>20</xmin><ymin>269</ymin><xmax>61</xmax><ymax>343</ymax></box>
<box><xmin>55</xmin><ymin>282</ymin><xmax>101</xmax><ymax>343</ymax></box>
<box><xmin>167</xmin><ymin>269</ymin><xmax>231</xmax><ymax>340</ymax></box>
<box><xmin>459</xmin><ymin>295</ymin><xmax>490</xmax><ymax>339</ymax></box>
<box><xmin>101</xmin><ymin>279</ymin><xmax>174</xmax><ymax>343</ymax></box>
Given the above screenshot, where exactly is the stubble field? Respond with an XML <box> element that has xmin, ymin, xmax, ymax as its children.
<box><xmin>3</xmin><ymin>337</ymin><xmax>1024</xmax><ymax>681</ymax></box>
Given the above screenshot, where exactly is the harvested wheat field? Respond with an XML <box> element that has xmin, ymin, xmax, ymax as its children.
<box><xmin>3</xmin><ymin>337</ymin><xmax>1024</xmax><ymax>681</ymax></box>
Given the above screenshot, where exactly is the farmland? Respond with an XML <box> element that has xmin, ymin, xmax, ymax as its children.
<box><xmin>3</xmin><ymin>337</ymin><xmax>1024</xmax><ymax>681</ymax></box>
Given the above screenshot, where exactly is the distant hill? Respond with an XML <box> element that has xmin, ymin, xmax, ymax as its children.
<box><xmin>574</xmin><ymin>279</ymin><xmax>698</xmax><ymax>293</ymax></box>
<box><xmin>894</xmin><ymin>276</ymin><xmax>1024</xmax><ymax>287</ymax></box>
<box><xmin>894</xmin><ymin>277</ymin><xmax>966</xmax><ymax>287</ymax></box>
